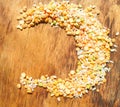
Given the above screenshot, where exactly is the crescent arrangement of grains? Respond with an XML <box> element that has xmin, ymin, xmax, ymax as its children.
<box><xmin>16</xmin><ymin>1</ymin><xmax>117</xmax><ymax>100</ymax></box>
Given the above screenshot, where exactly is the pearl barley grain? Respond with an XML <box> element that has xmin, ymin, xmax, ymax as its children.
<box><xmin>70</xmin><ymin>70</ymin><xmax>75</xmax><ymax>75</ymax></box>
<box><xmin>17</xmin><ymin>84</ymin><xmax>21</xmax><ymax>89</ymax></box>
<box><xmin>57</xmin><ymin>97</ymin><xmax>61</xmax><ymax>101</ymax></box>
<box><xmin>21</xmin><ymin>72</ymin><xmax>26</xmax><ymax>78</ymax></box>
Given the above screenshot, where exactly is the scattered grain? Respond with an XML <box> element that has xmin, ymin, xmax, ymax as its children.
<box><xmin>16</xmin><ymin>0</ymin><xmax>115</xmax><ymax>99</ymax></box>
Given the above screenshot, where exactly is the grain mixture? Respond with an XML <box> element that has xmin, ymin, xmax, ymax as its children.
<box><xmin>17</xmin><ymin>1</ymin><xmax>116</xmax><ymax>99</ymax></box>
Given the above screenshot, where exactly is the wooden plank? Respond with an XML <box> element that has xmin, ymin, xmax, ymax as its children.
<box><xmin>0</xmin><ymin>0</ymin><xmax>120</xmax><ymax>107</ymax></box>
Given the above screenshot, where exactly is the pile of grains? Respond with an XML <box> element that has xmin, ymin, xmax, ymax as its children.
<box><xmin>17</xmin><ymin>1</ymin><xmax>117</xmax><ymax>99</ymax></box>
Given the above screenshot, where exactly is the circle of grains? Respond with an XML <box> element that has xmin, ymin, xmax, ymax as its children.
<box><xmin>17</xmin><ymin>1</ymin><xmax>116</xmax><ymax>98</ymax></box>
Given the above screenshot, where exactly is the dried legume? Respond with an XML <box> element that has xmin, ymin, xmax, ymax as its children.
<box><xmin>17</xmin><ymin>0</ymin><xmax>116</xmax><ymax>99</ymax></box>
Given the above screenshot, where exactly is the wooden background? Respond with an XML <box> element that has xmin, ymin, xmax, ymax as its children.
<box><xmin>0</xmin><ymin>0</ymin><xmax>120</xmax><ymax>107</ymax></box>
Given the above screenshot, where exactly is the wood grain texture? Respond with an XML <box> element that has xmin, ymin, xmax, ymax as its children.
<box><xmin>0</xmin><ymin>0</ymin><xmax>120</xmax><ymax>107</ymax></box>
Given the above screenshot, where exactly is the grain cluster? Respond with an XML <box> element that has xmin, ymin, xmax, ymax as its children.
<box><xmin>17</xmin><ymin>1</ymin><xmax>116</xmax><ymax>99</ymax></box>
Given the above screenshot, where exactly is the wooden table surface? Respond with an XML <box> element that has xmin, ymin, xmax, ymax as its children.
<box><xmin>0</xmin><ymin>0</ymin><xmax>120</xmax><ymax>107</ymax></box>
